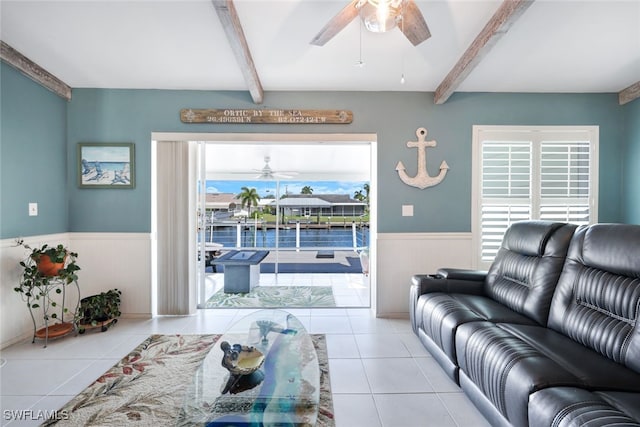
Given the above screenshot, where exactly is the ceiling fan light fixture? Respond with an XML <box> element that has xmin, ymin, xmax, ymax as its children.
<box><xmin>311</xmin><ymin>0</ymin><xmax>430</xmax><ymax>47</ymax></box>
<box><xmin>259</xmin><ymin>156</ymin><xmax>274</xmax><ymax>179</ymax></box>
<box><xmin>365</xmin><ymin>0</ymin><xmax>403</xmax><ymax>10</ymax></box>
<box><xmin>361</xmin><ymin>1</ymin><xmax>402</xmax><ymax>33</ymax></box>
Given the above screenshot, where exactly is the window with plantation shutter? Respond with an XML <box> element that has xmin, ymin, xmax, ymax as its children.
<box><xmin>472</xmin><ymin>126</ymin><xmax>598</xmax><ymax>268</ymax></box>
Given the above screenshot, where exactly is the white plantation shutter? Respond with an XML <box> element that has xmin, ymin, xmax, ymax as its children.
<box><xmin>473</xmin><ymin>127</ymin><xmax>598</xmax><ymax>267</ymax></box>
<box><xmin>481</xmin><ymin>205</ymin><xmax>531</xmax><ymax>262</ymax></box>
<box><xmin>480</xmin><ymin>141</ymin><xmax>532</xmax><ymax>261</ymax></box>
<box><xmin>539</xmin><ymin>141</ymin><xmax>591</xmax><ymax>223</ymax></box>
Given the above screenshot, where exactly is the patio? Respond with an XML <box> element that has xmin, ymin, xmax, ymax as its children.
<box><xmin>202</xmin><ymin>250</ymin><xmax>370</xmax><ymax>309</ymax></box>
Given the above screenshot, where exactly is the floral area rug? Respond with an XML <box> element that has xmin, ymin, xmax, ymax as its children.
<box><xmin>44</xmin><ymin>334</ymin><xmax>334</xmax><ymax>426</ymax></box>
<box><xmin>205</xmin><ymin>286</ymin><xmax>336</xmax><ymax>308</ymax></box>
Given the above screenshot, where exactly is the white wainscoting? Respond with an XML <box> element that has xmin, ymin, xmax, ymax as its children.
<box><xmin>1</xmin><ymin>233</ymin><xmax>152</xmax><ymax>349</ymax></box>
<box><xmin>70</xmin><ymin>233</ymin><xmax>152</xmax><ymax>318</ymax></box>
<box><xmin>375</xmin><ymin>232</ymin><xmax>473</xmax><ymax>318</ymax></box>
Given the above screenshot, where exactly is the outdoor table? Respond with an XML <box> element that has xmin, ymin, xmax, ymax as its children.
<box><xmin>212</xmin><ymin>250</ymin><xmax>270</xmax><ymax>293</ymax></box>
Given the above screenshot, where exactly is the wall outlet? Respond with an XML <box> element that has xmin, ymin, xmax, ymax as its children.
<box><xmin>28</xmin><ymin>202</ymin><xmax>38</xmax><ymax>216</ymax></box>
<box><xmin>402</xmin><ymin>205</ymin><xmax>414</xmax><ymax>217</ymax></box>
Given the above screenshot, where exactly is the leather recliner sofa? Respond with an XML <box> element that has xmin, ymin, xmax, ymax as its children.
<box><xmin>410</xmin><ymin>221</ymin><xmax>640</xmax><ymax>427</ymax></box>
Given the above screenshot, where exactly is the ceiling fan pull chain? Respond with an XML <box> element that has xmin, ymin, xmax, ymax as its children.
<box><xmin>356</xmin><ymin>7</ymin><xmax>365</xmax><ymax>67</ymax></box>
<box><xmin>400</xmin><ymin>1</ymin><xmax>406</xmax><ymax>84</ymax></box>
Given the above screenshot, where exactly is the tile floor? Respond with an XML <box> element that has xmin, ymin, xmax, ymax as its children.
<box><xmin>0</xmin><ymin>308</ymin><xmax>490</xmax><ymax>427</ymax></box>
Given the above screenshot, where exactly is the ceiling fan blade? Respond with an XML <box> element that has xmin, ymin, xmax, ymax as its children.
<box><xmin>273</xmin><ymin>172</ymin><xmax>295</xmax><ymax>179</ymax></box>
<box><xmin>310</xmin><ymin>0</ymin><xmax>362</xmax><ymax>46</ymax></box>
<box><xmin>399</xmin><ymin>0</ymin><xmax>431</xmax><ymax>46</ymax></box>
<box><xmin>252</xmin><ymin>172</ymin><xmax>296</xmax><ymax>180</ymax></box>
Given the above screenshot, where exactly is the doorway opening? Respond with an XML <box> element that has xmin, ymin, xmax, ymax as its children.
<box><xmin>152</xmin><ymin>133</ymin><xmax>377</xmax><ymax>313</ymax></box>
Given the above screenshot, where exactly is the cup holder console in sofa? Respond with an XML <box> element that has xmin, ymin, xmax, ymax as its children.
<box><xmin>410</xmin><ymin>221</ymin><xmax>640</xmax><ymax>427</ymax></box>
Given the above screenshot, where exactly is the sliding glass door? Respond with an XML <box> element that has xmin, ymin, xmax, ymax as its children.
<box><xmin>196</xmin><ymin>140</ymin><xmax>373</xmax><ymax>309</ymax></box>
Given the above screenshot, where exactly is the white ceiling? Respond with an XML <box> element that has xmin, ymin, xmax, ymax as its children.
<box><xmin>2</xmin><ymin>0</ymin><xmax>638</xmax><ymax>95</ymax></box>
<box><xmin>204</xmin><ymin>141</ymin><xmax>372</xmax><ymax>180</ymax></box>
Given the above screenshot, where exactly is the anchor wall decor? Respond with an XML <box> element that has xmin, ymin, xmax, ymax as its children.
<box><xmin>396</xmin><ymin>127</ymin><xmax>449</xmax><ymax>189</ymax></box>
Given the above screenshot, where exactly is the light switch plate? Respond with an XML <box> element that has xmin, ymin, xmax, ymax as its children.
<box><xmin>29</xmin><ymin>202</ymin><xmax>38</xmax><ymax>216</ymax></box>
<box><xmin>402</xmin><ymin>205</ymin><xmax>414</xmax><ymax>217</ymax></box>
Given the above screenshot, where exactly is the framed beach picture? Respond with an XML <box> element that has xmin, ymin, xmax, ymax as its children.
<box><xmin>78</xmin><ymin>143</ymin><xmax>135</xmax><ymax>189</ymax></box>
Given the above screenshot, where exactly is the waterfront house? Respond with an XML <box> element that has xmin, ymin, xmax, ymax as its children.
<box><xmin>273</xmin><ymin>194</ymin><xmax>367</xmax><ymax>219</ymax></box>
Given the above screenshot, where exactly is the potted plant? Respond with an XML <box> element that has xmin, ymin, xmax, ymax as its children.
<box><xmin>77</xmin><ymin>289</ymin><xmax>122</xmax><ymax>333</ymax></box>
<box><xmin>33</xmin><ymin>244</ymin><xmax>76</xmax><ymax>277</ymax></box>
<box><xmin>14</xmin><ymin>239</ymin><xmax>81</xmax><ymax>344</ymax></box>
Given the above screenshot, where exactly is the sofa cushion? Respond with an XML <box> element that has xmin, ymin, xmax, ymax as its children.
<box><xmin>485</xmin><ymin>221</ymin><xmax>577</xmax><ymax>325</ymax></box>
<box><xmin>456</xmin><ymin>322</ymin><xmax>640</xmax><ymax>427</ymax></box>
<box><xmin>599</xmin><ymin>391</ymin><xmax>640</xmax><ymax>421</ymax></box>
<box><xmin>455</xmin><ymin>321</ymin><xmax>582</xmax><ymax>427</ymax></box>
<box><xmin>498</xmin><ymin>323</ymin><xmax>640</xmax><ymax>390</ymax></box>
<box><xmin>416</xmin><ymin>293</ymin><xmax>536</xmax><ymax>360</ymax></box>
<box><xmin>582</xmin><ymin>224</ymin><xmax>640</xmax><ymax>278</ymax></box>
<box><xmin>529</xmin><ymin>387</ymin><xmax>640</xmax><ymax>427</ymax></box>
<box><xmin>548</xmin><ymin>224</ymin><xmax>640</xmax><ymax>374</ymax></box>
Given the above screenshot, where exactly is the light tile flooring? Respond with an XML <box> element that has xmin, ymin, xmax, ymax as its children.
<box><xmin>202</xmin><ymin>273</ymin><xmax>371</xmax><ymax>307</ymax></box>
<box><xmin>0</xmin><ymin>308</ymin><xmax>490</xmax><ymax>427</ymax></box>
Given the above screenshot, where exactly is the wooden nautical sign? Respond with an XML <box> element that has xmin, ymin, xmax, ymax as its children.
<box><xmin>180</xmin><ymin>108</ymin><xmax>353</xmax><ymax>124</ymax></box>
<box><xmin>396</xmin><ymin>127</ymin><xmax>449</xmax><ymax>189</ymax></box>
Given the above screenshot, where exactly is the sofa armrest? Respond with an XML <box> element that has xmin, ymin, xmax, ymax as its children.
<box><xmin>409</xmin><ymin>269</ymin><xmax>487</xmax><ymax>334</ymax></box>
<box><xmin>437</xmin><ymin>268</ymin><xmax>488</xmax><ymax>282</ymax></box>
<box><xmin>411</xmin><ymin>269</ymin><xmax>487</xmax><ymax>296</ymax></box>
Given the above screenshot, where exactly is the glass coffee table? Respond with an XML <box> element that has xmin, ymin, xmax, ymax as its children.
<box><xmin>179</xmin><ymin>310</ymin><xmax>319</xmax><ymax>426</ymax></box>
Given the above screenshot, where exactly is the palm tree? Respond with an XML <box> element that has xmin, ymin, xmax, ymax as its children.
<box><xmin>237</xmin><ymin>187</ymin><xmax>260</xmax><ymax>218</ymax></box>
<box><xmin>354</xmin><ymin>183</ymin><xmax>370</xmax><ymax>203</ymax></box>
<box><xmin>354</xmin><ymin>183</ymin><xmax>370</xmax><ymax>214</ymax></box>
<box><xmin>301</xmin><ymin>185</ymin><xmax>313</xmax><ymax>195</ymax></box>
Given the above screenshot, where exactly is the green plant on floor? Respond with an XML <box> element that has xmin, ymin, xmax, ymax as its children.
<box><xmin>77</xmin><ymin>289</ymin><xmax>122</xmax><ymax>333</ymax></box>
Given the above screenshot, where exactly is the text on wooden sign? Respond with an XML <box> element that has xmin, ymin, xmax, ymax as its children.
<box><xmin>180</xmin><ymin>109</ymin><xmax>353</xmax><ymax>124</ymax></box>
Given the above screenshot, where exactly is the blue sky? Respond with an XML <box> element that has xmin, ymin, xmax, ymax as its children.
<box><xmin>206</xmin><ymin>180</ymin><xmax>368</xmax><ymax>198</ymax></box>
<box><xmin>81</xmin><ymin>145</ymin><xmax>131</xmax><ymax>163</ymax></box>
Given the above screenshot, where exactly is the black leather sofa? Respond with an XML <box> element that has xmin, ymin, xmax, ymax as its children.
<box><xmin>410</xmin><ymin>221</ymin><xmax>640</xmax><ymax>427</ymax></box>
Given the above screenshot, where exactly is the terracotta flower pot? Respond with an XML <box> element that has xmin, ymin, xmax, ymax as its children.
<box><xmin>34</xmin><ymin>322</ymin><xmax>74</xmax><ymax>339</ymax></box>
<box><xmin>35</xmin><ymin>254</ymin><xmax>67</xmax><ymax>277</ymax></box>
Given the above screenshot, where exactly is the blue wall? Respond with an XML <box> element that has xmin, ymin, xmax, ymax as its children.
<box><xmin>1</xmin><ymin>63</ymin><xmax>68</xmax><ymax>238</ymax></box>
<box><xmin>1</xmin><ymin>69</ymin><xmax>631</xmax><ymax>238</ymax></box>
<box><xmin>623</xmin><ymin>98</ymin><xmax>640</xmax><ymax>223</ymax></box>
<box><xmin>66</xmin><ymin>89</ymin><xmax>625</xmax><ymax>234</ymax></box>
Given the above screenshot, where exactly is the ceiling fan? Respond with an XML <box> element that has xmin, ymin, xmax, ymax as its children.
<box><xmin>253</xmin><ymin>156</ymin><xmax>298</xmax><ymax>180</ymax></box>
<box><xmin>310</xmin><ymin>0</ymin><xmax>431</xmax><ymax>47</ymax></box>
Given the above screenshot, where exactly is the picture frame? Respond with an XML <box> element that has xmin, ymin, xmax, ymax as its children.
<box><xmin>78</xmin><ymin>143</ymin><xmax>135</xmax><ymax>189</ymax></box>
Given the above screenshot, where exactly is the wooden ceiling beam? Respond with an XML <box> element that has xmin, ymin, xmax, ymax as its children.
<box><xmin>434</xmin><ymin>0</ymin><xmax>534</xmax><ymax>105</ymax></box>
<box><xmin>1</xmin><ymin>40</ymin><xmax>72</xmax><ymax>101</ymax></box>
<box><xmin>310</xmin><ymin>0</ymin><xmax>361</xmax><ymax>46</ymax></box>
<box><xmin>619</xmin><ymin>81</ymin><xmax>640</xmax><ymax>105</ymax></box>
<box><xmin>212</xmin><ymin>0</ymin><xmax>264</xmax><ymax>104</ymax></box>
